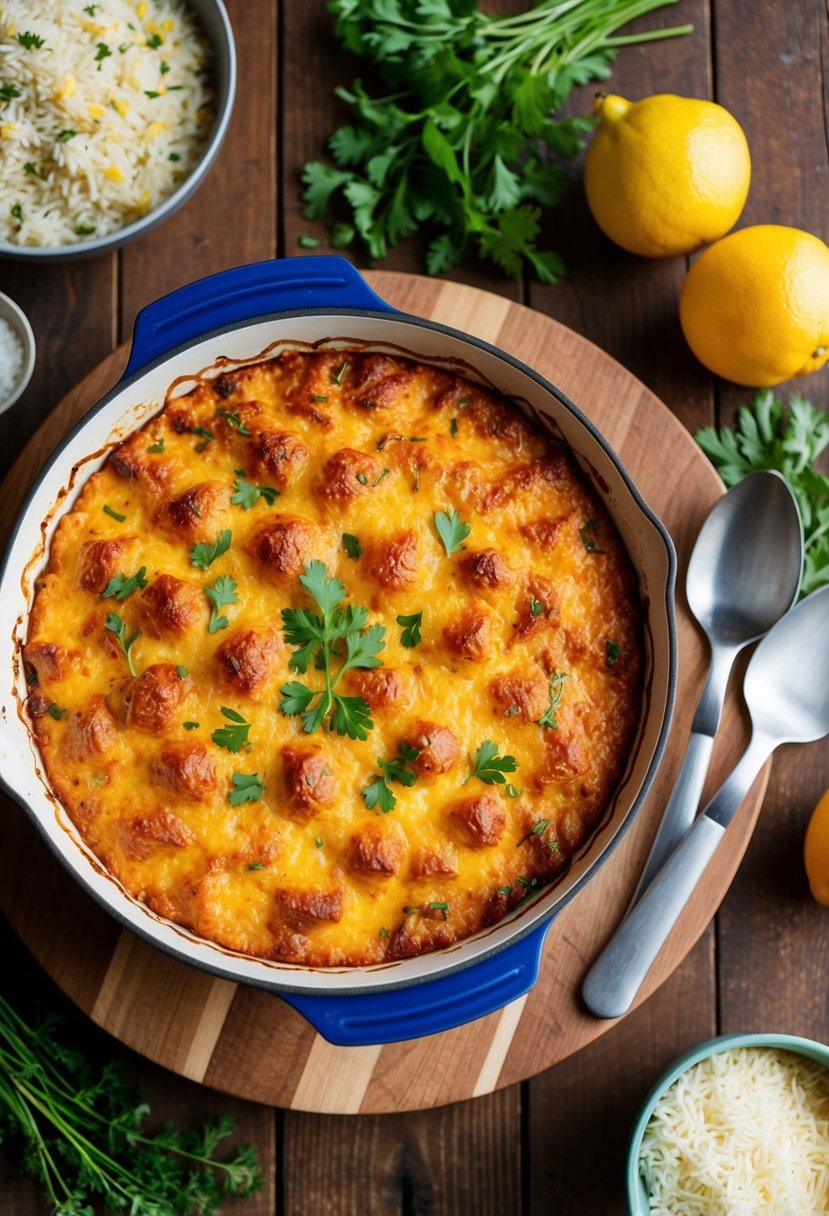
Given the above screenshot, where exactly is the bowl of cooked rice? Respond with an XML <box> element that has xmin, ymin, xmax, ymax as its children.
<box><xmin>0</xmin><ymin>0</ymin><xmax>235</xmax><ymax>260</ymax></box>
<box><xmin>627</xmin><ymin>1031</ymin><xmax>829</xmax><ymax>1216</ymax></box>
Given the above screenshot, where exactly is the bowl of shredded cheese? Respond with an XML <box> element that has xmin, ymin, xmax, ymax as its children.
<box><xmin>0</xmin><ymin>290</ymin><xmax>34</xmax><ymax>411</ymax></box>
<box><xmin>0</xmin><ymin>0</ymin><xmax>235</xmax><ymax>260</ymax></box>
<box><xmin>628</xmin><ymin>1032</ymin><xmax>829</xmax><ymax>1216</ymax></box>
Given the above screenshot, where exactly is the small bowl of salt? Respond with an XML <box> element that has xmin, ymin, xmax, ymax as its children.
<box><xmin>0</xmin><ymin>293</ymin><xmax>35</xmax><ymax>414</ymax></box>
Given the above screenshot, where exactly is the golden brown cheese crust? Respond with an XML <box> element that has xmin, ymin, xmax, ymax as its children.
<box><xmin>25</xmin><ymin>349</ymin><xmax>643</xmax><ymax>966</ymax></box>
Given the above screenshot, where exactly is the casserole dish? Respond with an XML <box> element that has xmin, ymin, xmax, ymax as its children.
<box><xmin>0</xmin><ymin>256</ymin><xmax>676</xmax><ymax>1045</ymax></box>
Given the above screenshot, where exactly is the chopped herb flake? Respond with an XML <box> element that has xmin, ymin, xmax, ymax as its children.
<box><xmin>103</xmin><ymin>504</ymin><xmax>126</xmax><ymax>522</ymax></box>
<box><xmin>47</xmin><ymin>703</ymin><xmax>68</xmax><ymax>720</ymax></box>
<box><xmin>538</xmin><ymin>671</ymin><xmax>568</xmax><ymax>731</ymax></box>
<box><xmin>147</xmin><ymin>438</ymin><xmax>165</xmax><ymax>453</ymax></box>
<box><xmin>57</xmin><ymin>129</ymin><xmax>77</xmax><ymax>142</ymax></box>
<box><xmin>183</xmin><ymin>721</ymin><xmax>200</xmax><ymax>730</ymax></box>
<box><xmin>17</xmin><ymin>32</ymin><xmax>45</xmax><ymax>49</ymax></box>
<box><xmin>331</xmin><ymin>360</ymin><xmax>350</xmax><ymax>386</ymax></box>
<box><xmin>342</xmin><ymin>533</ymin><xmax>362</xmax><ymax>559</ymax></box>
<box><xmin>606</xmin><ymin>639</ymin><xmax>622</xmax><ymax>667</ymax></box>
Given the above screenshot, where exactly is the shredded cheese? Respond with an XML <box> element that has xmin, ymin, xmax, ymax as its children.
<box><xmin>639</xmin><ymin>1048</ymin><xmax>829</xmax><ymax>1215</ymax></box>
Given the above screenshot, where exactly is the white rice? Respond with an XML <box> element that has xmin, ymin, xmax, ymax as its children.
<box><xmin>0</xmin><ymin>0</ymin><xmax>214</xmax><ymax>246</ymax></box>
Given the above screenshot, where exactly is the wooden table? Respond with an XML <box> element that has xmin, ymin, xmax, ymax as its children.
<box><xmin>2</xmin><ymin>1</ymin><xmax>828</xmax><ymax>1211</ymax></box>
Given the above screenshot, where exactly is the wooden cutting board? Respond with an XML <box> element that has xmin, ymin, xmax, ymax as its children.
<box><xmin>0</xmin><ymin>271</ymin><xmax>766</xmax><ymax>1114</ymax></box>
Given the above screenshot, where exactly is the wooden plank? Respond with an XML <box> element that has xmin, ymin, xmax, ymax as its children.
<box><xmin>118</xmin><ymin>0</ymin><xmax>278</xmax><ymax>337</ymax></box>
<box><xmin>526</xmin><ymin>934</ymin><xmax>715</xmax><ymax>1216</ymax></box>
<box><xmin>282</xmin><ymin>1088</ymin><xmax>521</xmax><ymax>1215</ymax></box>
<box><xmin>713</xmin><ymin>0</ymin><xmax>829</xmax><ymax>1037</ymax></box>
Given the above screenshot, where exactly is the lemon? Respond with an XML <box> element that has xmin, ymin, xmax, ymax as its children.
<box><xmin>804</xmin><ymin>788</ymin><xmax>829</xmax><ymax>905</ymax></box>
<box><xmin>584</xmin><ymin>93</ymin><xmax>751</xmax><ymax>258</ymax></box>
<box><xmin>679</xmin><ymin>225</ymin><xmax>829</xmax><ymax>386</ymax></box>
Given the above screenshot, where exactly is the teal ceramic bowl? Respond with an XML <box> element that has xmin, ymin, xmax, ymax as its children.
<box><xmin>627</xmin><ymin>1031</ymin><xmax>829</xmax><ymax>1215</ymax></box>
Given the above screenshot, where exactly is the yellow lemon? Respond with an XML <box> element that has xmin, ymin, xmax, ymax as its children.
<box><xmin>804</xmin><ymin>788</ymin><xmax>829</xmax><ymax>905</ymax></box>
<box><xmin>679</xmin><ymin>225</ymin><xmax>829</xmax><ymax>386</ymax></box>
<box><xmin>584</xmin><ymin>93</ymin><xmax>751</xmax><ymax>257</ymax></box>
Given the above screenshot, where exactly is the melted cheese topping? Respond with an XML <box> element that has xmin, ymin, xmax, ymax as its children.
<box><xmin>25</xmin><ymin>350</ymin><xmax>643</xmax><ymax>966</ymax></box>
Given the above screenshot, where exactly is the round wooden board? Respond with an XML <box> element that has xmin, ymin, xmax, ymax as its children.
<box><xmin>0</xmin><ymin>272</ymin><xmax>766</xmax><ymax>1114</ymax></box>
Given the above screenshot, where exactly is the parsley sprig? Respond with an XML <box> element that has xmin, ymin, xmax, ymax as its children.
<box><xmin>190</xmin><ymin>529</ymin><xmax>232</xmax><ymax>569</ymax></box>
<box><xmin>363</xmin><ymin>742</ymin><xmax>420</xmax><ymax>813</ymax></box>
<box><xmin>101</xmin><ymin>567</ymin><xmax>147</xmax><ymax>601</ymax></box>
<box><xmin>396</xmin><ymin>610</ymin><xmax>423</xmax><ymax>648</ymax></box>
<box><xmin>231</xmin><ymin>473</ymin><xmax>279</xmax><ymax>510</ymax></box>
<box><xmin>104</xmin><ymin>612</ymin><xmax>140</xmax><ymax>677</ymax></box>
<box><xmin>434</xmin><ymin>507</ymin><xmax>471</xmax><ymax>556</ymax></box>
<box><xmin>464</xmin><ymin>740</ymin><xmax>518</xmax><ymax>785</ymax></box>
<box><xmin>278</xmin><ymin>560</ymin><xmax>384</xmax><ymax>740</ymax></box>
<box><xmin>229</xmin><ymin>771</ymin><xmax>264</xmax><ymax>804</ymax></box>
<box><xmin>696</xmin><ymin>389</ymin><xmax>829</xmax><ymax>597</ymax></box>
<box><xmin>205</xmin><ymin>574</ymin><xmax>238</xmax><ymax>633</ymax></box>
<box><xmin>302</xmin><ymin>0</ymin><xmax>690</xmax><ymax>280</ymax></box>
<box><xmin>0</xmin><ymin>992</ymin><xmax>263</xmax><ymax>1213</ymax></box>
<box><xmin>538</xmin><ymin>671</ymin><xmax>569</xmax><ymax>730</ymax></box>
<box><xmin>211</xmin><ymin>707</ymin><xmax>251</xmax><ymax>753</ymax></box>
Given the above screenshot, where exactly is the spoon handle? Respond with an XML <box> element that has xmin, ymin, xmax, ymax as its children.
<box><xmin>629</xmin><ymin>730</ymin><xmax>714</xmax><ymax>904</ymax></box>
<box><xmin>582</xmin><ymin>734</ymin><xmax>772</xmax><ymax>1020</ymax></box>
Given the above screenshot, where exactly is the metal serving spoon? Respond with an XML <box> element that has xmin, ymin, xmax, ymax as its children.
<box><xmin>629</xmin><ymin>470</ymin><xmax>802</xmax><ymax>905</ymax></box>
<box><xmin>582</xmin><ymin>583</ymin><xmax>829</xmax><ymax>1020</ymax></box>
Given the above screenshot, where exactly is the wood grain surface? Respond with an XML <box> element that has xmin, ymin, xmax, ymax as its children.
<box><xmin>1</xmin><ymin>0</ymin><xmax>827</xmax><ymax>1211</ymax></box>
<box><xmin>0</xmin><ymin>271</ymin><xmax>766</xmax><ymax>1114</ymax></box>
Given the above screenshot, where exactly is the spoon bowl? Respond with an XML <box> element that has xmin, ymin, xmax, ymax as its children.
<box><xmin>629</xmin><ymin>470</ymin><xmax>802</xmax><ymax>901</ymax></box>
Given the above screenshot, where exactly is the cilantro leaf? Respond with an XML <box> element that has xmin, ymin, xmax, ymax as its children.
<box><xmin>205</xmin><ymin>574</ymin><xmax>238</xmax><ymax>633</ymax></box>
<box><xmin>211</xmin><ymin>706</ymin><xmax>251</xmax><ymax>753</ymax></box>
<box><xmin>465</xmin><ymin>740</ymin><xmax>518</xmax><ymax>785</ymax></box>
<box><xmin>434</xmin><ymin>507</ymin><xmax>471</xmax><ymax>556</ymax></box>
<box><xmin>396</xmin><ymin>611</ymin><xmax>423</xmax><ymax>648</ymax></box>
<box><xmin>190</xmin><ymin>529</ymin><xmax>232</xmax><ymax>569</ymax></box>
<box><xmin>229</xmin><ymin>771</ymin><xmax>264</xmax><ymax>805</ymax></box>
<box><xmin>101</xmin><ymin>566</ymin><xmax>148</xmax><ymax>601</ymax></box>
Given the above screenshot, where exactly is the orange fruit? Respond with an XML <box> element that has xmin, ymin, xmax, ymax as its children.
<box><xmin>584</xmin><ymin>93</ymin><xmax>751</xmax><ymax>258</ymax></box>
<box><xmin>679</xmin><ymin>225</ymin><xmax>829</xmax><ymax>386</ymax></box>
<box><xmin>804</xmin><ymin>788</ymin><xmax>829</xmax><ymax>905</ymax></box>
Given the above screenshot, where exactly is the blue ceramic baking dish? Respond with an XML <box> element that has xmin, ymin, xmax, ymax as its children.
<box><xmin>0</xmin><ymin>256</ymin><xmax>676</xmax><ymax>1045</ymax></box>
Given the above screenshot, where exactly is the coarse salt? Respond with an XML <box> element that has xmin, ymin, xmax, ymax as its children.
<box><xmin>0</xmin><ymin>316</ymin><xmax>24</xmax><ymax>403</ymax></box>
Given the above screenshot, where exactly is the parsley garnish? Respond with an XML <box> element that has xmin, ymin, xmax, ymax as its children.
<box><xmin>529</xmin><ymin>597</ymin><xmax>544</xmax><ymax>617</ymax></box>
<box><xmin>278</xmin><ymin>559</ymin><xmax>384</xmax><ymax>740</ymax></box>
<box><xmin>230</xmin><ymin>475</ymin><xmax>279</xmax><ymax>510</ymax></box>
<box><xmin>75</xmin><ymin>225</ymin><xmax>96</xmax><ymax>236</ymax></box>
<box><xmin>464</xmin><ymin>740</ymin><xmax>518</xmax><ymax>786</ymax></box>
<box><xmin>579</xmin><ymin>518</ymin><xmax>605</xmax><ymax>553</ymax></box>
<box><xmin>205</xmin><ymin>574</ymin><xmax>238</xmax><ymax>633</ymax></box>
<box><xmin>47</xmin><ymin>703</ymin><xmax>68</xmax><ymax>720</ymax></box>
<box><xmin>176</xmin><ymin>664</ymin><xmax>188</xmax><ymax>679</ymax></box>
<box><xmin>160</xmin><ymin>60</ymin><xmax>170</xmax><ymax>74</ymax></box>
<box><xmin>189</xmin><ymin>425</ymin><xmax>214</xmax><ymax>451</ymax></box>
<box><xmin>212</xmin><ymin>707</ymin><xmax>251</xmax><ymax>753</ymax></box>
<box><xmin>183</xmin><ymin>721</ymin><xmax>200</xmax><ymax>730</ymax></box>
<box><xmin>0</xmin><ymin>990</ymin><xmax>263</xmax><ymax>1209</ymax></box>
<box><xmin>450</xmin><ymin>416</ymin><xmax>458</xmax><ymax>437</ymax></box>
<box><xmin>362</xmin><ymin>742</ymin><xmax>420</xmax><ymax>813</ymax></box>
<box><xmin>248</xmin><ymin>861</ymin><xmax>264</xmax><ymax>871</ymax></box>
<box><xmin>144</xmin><ymin>90</ymin><xmax>160</xmax><ymax>99</ymax></box>
<box><xmin>229</xmin><ymin>771</ymin><xmax>264</xmax><ymax>805</ymax></box>
<box><xmin>101</xmin><ymin>567</ymin><xmax>148</xmax><ymax>602</ymax></box>
<box><xmin>95</xmin><ymin>42</ymin><xmax>111</xmax><ymax>67</ymax></box>
<box><xmin>505</xmin><ymin>783</ymin><xmax>522</xmax><ymax>798</ymax></box>
<box><xmin>84</xmin><ymin>3</ymin><xmax>97</xmax><ymax>13</ymax></box>
<box><xmin>497</xmin><ymin>884</ymin><xmax>514</xmax><ymax>896</ymax></box>
<box><xmin>342</xmin><ymin>533</ymin><xmax>362</xmax><ymax>559</ymax></box>
<box><xmin>312</xmin><ymin>393</ymin><xmax>329</xmax><ymax>403</ymax></box>
<box><xmin>519</xmin><ymin>819</ymin><xmax>551</xmax><ymax>845</ymax></box>
<box><xmin>146</xmin><ymin>33</ymin><xmax>163</xmax><ymax>48</ymax></box>
<box><xmin>356</xmin><ymin>472</ymin><xmax>368</xmax><ymax>486</ymax></box>
<box><xmin>103</xmin><ymin>504</ymin><xmax>126</xmax><ymax>522</ymax></box>
<box><xmin>606</xmin><ymin>639</ymin><xmax>622</xmax><ymax>668</ymax></box>
<box><xmin>396</xmin><ymin>611</ymin><xmax>422</xmax><ymax>648</ymax></box>
<box><xmin>300</xmin><ymin>1</ymin><xmax>689</xmax><ymax>281</ymax></box>
<box><xmin>434</xmin><ymin>507</ymin><xmax>471</xmax><ymax>556</ymax></box>
<box><xmin>104</xmin><ymin>612</ymin><xmax>140</xmax><ymax>677</ymax></box>
<box><xmin>24</xmin><ymin>162</ymin><xmax>47</xmax><ymax>181</ymax></box>
<box><xmin>0</xmin><ymin>84</ymin><xmax>22</xmax><ymax>104</ymax></box>
<box><xmin>190</xmin><ymin>529</ymin><xmax>231</xmax><ymax>570</ymax></box>
<box><xmin>372</xmin><ymin>467</ymin><xmax>390</xmax><ymax>488</ymax></box>
<box><xmin>57</xmin><ymin>129</ymin><xmax>77</xmax><ymax>142</ymax></box>
<box><xmin>17</xmin><ymin>32</ymin><xmax>45</xmax><ymax>49</ymax></box>
<box><xmin>168</xmin><ymin>152</ymin><xmax>181</xmax><ymax>162</ymax></box>
<box><xmin>217</xmin><ymin>408</ymin><xmax>252</xmax><ymax>436</ymax></box>
<box><xmin>696</xmin><ymin>389</ymin><xmax>829</xmax><ymax>597</ymax></box>
<box><xmin>10</xmin><ymin>203</ymin><xmax>22</xmax><ymax>222</ymax></box>
<box><xmin>538</xmin><ymin>671</ymin><xmax>569</xmax><ymax>730</ymax></box>
<box><xmin>331</xmin><ymin>360</ymin><xmax>350</xmax><ymax>386</ymax></box>
<box><xmin>147</xmin><ymin>437</ymin><xmax>165</xmax><ymax>453</ymax></box>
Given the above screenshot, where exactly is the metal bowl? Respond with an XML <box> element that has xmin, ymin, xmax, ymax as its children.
<box><xmin>627</xmin><ymin>1031</ymin><xmax>829</xmax><ymax>1215</ymax></box>
<box><xmin>0</xmin><ymin>0</ymin><xmax>236</xmax><ymax>263</ymax></box>
<box><xmin>0</xmin><ymin>256</ymin><xmax>676</xmax><ymax>1045</ymax></box>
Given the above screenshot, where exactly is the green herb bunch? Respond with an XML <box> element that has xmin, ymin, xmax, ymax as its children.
<box><xmin>302</xmin><ymin>0</ymin><xmax>691</xmax><ymax>280</ymax></box>
<box><xmin>0</xmin><ymin>992</ymin><xmax>262</xmax><ymax>1215</ymax></box>
<box><xmin>696</xmin><ymin>389</ymin><xmax>829</xmax><ymax>597</ymax></box>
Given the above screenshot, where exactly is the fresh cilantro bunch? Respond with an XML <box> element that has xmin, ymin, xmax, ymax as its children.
<box><xmin>302</xmin><ymin>0</ymin><xmax>691</xmax><ymax>280</ymax></box>
<box><xmin>279</xmin><ymin>559</ymin><xmax>385</xmax><ymax>740</ymax></box>
<box><xmin>0</xmin><ymin>992</ymin><xmax>262</xmax><ymax>1215</ymax></box>
<box><xmin>696</xmin><ymin>390</ymin><xmax>829</xmax><ymax>598</ymax></box>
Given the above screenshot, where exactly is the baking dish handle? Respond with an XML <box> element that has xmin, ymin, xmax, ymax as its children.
<box><xmin>123</xmin><ymin>256</ymin><xmax>396</xmax><ymax>379</ymax></box>
<box><xmin>280</xmin><ymin>919</ymin><xmax>552</xmax><ymax>1047</ymax></box>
